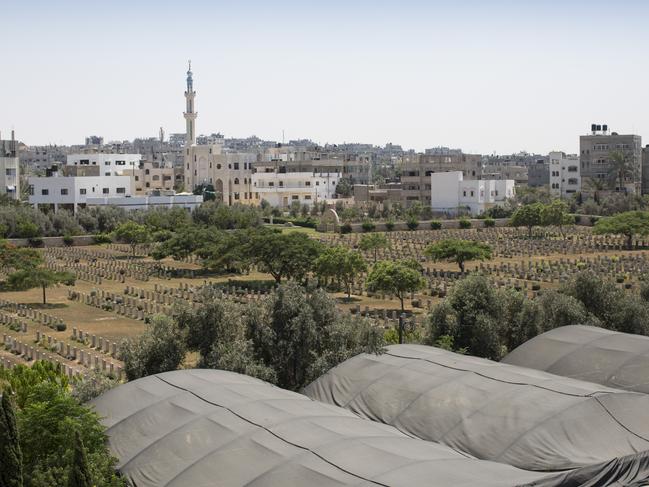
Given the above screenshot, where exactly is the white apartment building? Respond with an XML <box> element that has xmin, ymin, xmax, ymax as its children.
<box><xmin>0</xmin><ymin>136</ymin><xmax>20</xmax><ymax>200</ymax></box>
<box><xmin>252</xmin><ymin>169</ymin><xmax>341</xmax><ymax>208</ymax></box>
<box><xmin>549</xmin><ymin>151</ymin><xmax>580</xmax><ymax>198</ymax></box>
<box><xmin>28</xmin><ymin>170</ymin><xmax>132</xmax><ymax>213</ymax></box>
<box><xmin>431</xmin><ymin>171</ymin><xmax>514</xmax><ymax>216</ymax></box>
<box><xmin>66</xmin><ymin>153</ymin><xmax>142</xmax><ymax>176</ymax></box>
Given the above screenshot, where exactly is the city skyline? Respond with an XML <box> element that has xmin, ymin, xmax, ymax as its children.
<box><xmin>3</xmin><ymin>0</ymin><xmax>648</xmax><ymax>153</ymax></box>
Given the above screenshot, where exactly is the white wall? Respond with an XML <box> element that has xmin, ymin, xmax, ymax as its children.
<box><xmin>252</xmin><ymin>171</ymin><xmax>341</xmax><ymax>207</ymax></box>
<box><xmin>66</xmin><ymin>153</ymin><xmax>142</xmax><ymax>176</ymax></box>
<box><xmin>431</xmin><ymin>171</ymin><xmax>514</xmax><ymax>215</ymax></box>
<box><xmin>28</xmin><ymin>174</ymin><xmax>132</xmax><ymax>211</ymax></box>
<box><xmin>0</xmin><ymin>156</ymin><xmax>20</xmax><ymax>199</ymax></box>
<box><xmin>86</xmin><ymin>194</ymin><xmax>203</xmax><ymax>211</ymax></box>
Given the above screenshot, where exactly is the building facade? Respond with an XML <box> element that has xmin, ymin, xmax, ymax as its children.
<box><xmin>580</xmin><ymin>125</ymin><xmax>642</xmax><ymax>194</ymax></box>
<box><xmin>29</xmin><ymin>169</ymin><xmax>132</xmax><ymax>213</ymax></box>
<box><xmin>0</xmin><ymin>134</ymin><xmax>20</xmax><ymax>200</ymax></box>
<box><xmin>430</xmin><ymin>171</ymin><xmax>514</xmax><ymax>216</ymax></box>
<box><xmin>548</xmin><ymin>151</ymin><xmax>580</xmax><ymax>198</ymax></box>
<box><xmin>643</xmin><ymin>146</ymin><xmax>649</xmax><ymax>195</ymax></box>
<box><xmin>66</xmin><ymin>153</ymin><xmax>142</xmax><ymax>176</ymax></box>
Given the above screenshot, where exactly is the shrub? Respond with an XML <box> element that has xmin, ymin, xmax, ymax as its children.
<box><xmin>63</xmin><ymin>234</ymin><xmax>74</xmax><ymax>246</ymax></box>
<box><xmin>361</xmin><ymin>221</ymin><xmax>376</xmax><ymax>232</ymax></box>
<box><xmin>406</xmin><ymin>218</ymin><xmax>419</xmax><ymax>231</ymax></box>
<box><xmin>574</xmin><ymin>215</ymin><xmax>582</xmax><ymax>224</ymax></box>
<box><xmin>93</xmin><ymin>233</ymin><xmax>112</xmax><ymax>244</ymax></box>
<box><xmin>483</xmin><ymin>218</ymin><xmax>495</xmax><ymax>228</ymax></box>
<box><xmin>531</xmin><ymin>283</ymin><xmax>541</xmax><ymax>291</ymax></box>
<box><xmin>385</xmin><ymin>220</ymin><xmax>395</xmax><ymax>232</ymax></box>
<box><xmin>55</xmin><ymin>323</ymin><xmax>67</xmax><ymax>332</ymax></box>
<box><xmin>430</xmin><ymin>220</ymin><xmax>442</xmax><ymax>230</ymax></box>
<box><xmin>590</xmin><ymin>216</ymin><xmax>599</xmax><ymax>225</ymax></box>
<box><xmin>340</xmin><ymin>223</ymin><xmax>353</xmax><ymax>234</ymax></box>
<box><xmin>28</xmin><ymin>237</ymin><xmax>44</xmax><ymax>247</ymax></box>
<box><xmin>459</xmin><ymin>218</ymin><xmax>471</xmax><ymax>229</ymax></box>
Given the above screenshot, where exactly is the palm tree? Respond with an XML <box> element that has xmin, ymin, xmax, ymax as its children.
<box><xmin>608</xmin><ymin>150</ymin><xmax>635</xmax><ymax>193</ymax></box>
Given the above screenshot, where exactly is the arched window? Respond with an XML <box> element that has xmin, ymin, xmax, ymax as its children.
<box><xmin>234</xmin><ymin>178</ymin><xmax>240</xmax><ymax>185</ymax></box>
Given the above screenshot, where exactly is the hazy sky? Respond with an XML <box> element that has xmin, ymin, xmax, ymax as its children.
<box><xmin>2</xmin><ymin>0</ymin><xmax>648</xmax><ymax>154</ymax></box>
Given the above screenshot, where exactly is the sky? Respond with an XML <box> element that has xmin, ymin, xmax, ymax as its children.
<box><xmin>2</xmin><ymin>0</ymin><xmax>648</xmax><ymax>154</ymax></box>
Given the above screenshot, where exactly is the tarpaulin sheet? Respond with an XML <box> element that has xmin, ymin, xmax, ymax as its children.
<box><xmin>304</xmin><ymin>344</ymin><xmax>649</xmax><ymax>483</ymax></box>
<box><xmin>503</xmin><ymin>325</ymin><xmax>649</xmax><ymax>394</ymax></box>
<box><xmin>90</xmin><ymin>369</ymin><xmax>580</xmax><ymax>487</ymax></box>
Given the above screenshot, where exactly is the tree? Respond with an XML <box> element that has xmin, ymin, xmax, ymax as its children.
<box><xmin>358</xmin><ymin>233</ymin><xmax>389</xmax><ymax>263</ymax></box>
<box><xmin>510</xmin><ymin>203</ymin><xmax>545</xmax><ymax>237</ymax></box>
<box><xmin>248</xmin><ymin>230</ymin><xmax>322</xmax><ymax>283</ymax></box>
<box><xmin>119</xmin><ymin>315</ymin><xmax>187</xmax><ymax>381</ymax></box>
<box><xmin>425</xmin><ymin>239</ymin><xmax>492</xmax><ymax>273</ymax></box>
<box><xmin>314</xmin><ymin>246</ymin><xmax>367</xmax><ymax>300</ymax></box>
<box><xmin>6</xmin><ymin>268</ymin><xmax>75</xmax><ymax>305</ymax></box>
<box><xmin>541</xmin><ymin>200</ymin><xmax>573</xmax><ymax>235</ymax></box>
<box><xmin>0</xmin><ymin>241</ymin><xmax>43</xmax><ymax>274</ymax></box>
<box><xmin>593</xmin><ymin>211</ymin><xmax>649</xmax><ymax>250</ymax></box>
<box><xmin>608</xmin><ymin>150</ymin><xmax>635</xmax><ymax>192</ymax></box>
<box><xmin>112</xmin><ymin>221</ymin><xmax>150</xmax><ymax>257</ymax></box>
<box><xmin>335</xmin><ymin>178</ymin><xmax>352</xmax><ymax>198</ymax></box>
<box><xmin>366</xmin><ymin>260</ymin><xmax>426</xmax><ymax>312</ymax></box>
<box><xmin>67</xmin><ymin>430</ymin><xmax>91</xmax><ymax>487</ymax></box>
<box><xmin>0</xmin><ymin>393</ymin><xmax>23</xmax><ymax>487</ymax></box>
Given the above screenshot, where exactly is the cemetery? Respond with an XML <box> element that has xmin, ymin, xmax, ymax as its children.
<box><xmin>1</xmin><ymin>224</ymin><xmax>648</xmax><ymax>378</ymax></box>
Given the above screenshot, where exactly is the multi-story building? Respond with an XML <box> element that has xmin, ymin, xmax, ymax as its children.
<box><xmin>580</xmin><ymin>124</ymin><xmax>642</xmax><ymax>194</ymax></box>
<box><xmin>66</xmin><ymin>153</ymin><xmax>142</xmax><ymax>176</ymax></box>
<box><xmin>28</xmin><ymin>166</ymin><xmax>132</xmax><ymax>213</ymax></box>
<box><xmin>527</xmin><ymin>160</ymin><xmax>550</xmax><ymax>188</ymax></box>
<box><xmin>430</xmin><ymin>171</ymin><xmax>515</xmax><ymax>216</ymax></box>
<box><xmin>252</xmin><ymin>161</ymin><xmax>340</xmax><ymax>207</ymax></box>
<box><xmin>124</xmin><ymin>161</ymin><xmax>175</xmax><ymax>195</ymax></box>
<box><xmin>642</xmin><ymin>146</ymin><xmax>649</xmax><ymax>195</ymax></box>
<box><xmin>399</xmin><ymin>152</ymin><xmax>483</xmax><ymax>206</ymax></box>
<box><xmin>548</xmin><ymin>151</ymin><xmax>580</xmax><ymax>198</ymax></box>
<box><xmin>0</xmin><ymin>132</ymin><xmax>20</xmax><ymax>200</ymax></box>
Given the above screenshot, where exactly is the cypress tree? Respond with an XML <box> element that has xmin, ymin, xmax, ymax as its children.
<box><xmin>68</xmin><ymin>430</ymin><xmax>92</xmax><ymax>487</ymax></box>
<box><xmin>0</xmin><ymin>392</ymin><xmax>23</xmax><ymax>487</ymax></box>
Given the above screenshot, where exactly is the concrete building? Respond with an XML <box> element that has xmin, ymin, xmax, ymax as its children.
<box><xmin>124</xmin><ymin>160</ymin><xmax>175</xmax><ymax>195</ymax></box>
<box><xmin>430</xmin><ymin>171</ymin><xmax>514</xmax><ymax>216</ymax></box>
<box><xmin>580</xmin><ymin>124</ymin><xmax>642</xmax><ymax>194</ymax></box>
<box><xmin>0</xmin><ymin>133</ymin><xmax>20</xmax><ymax>200</ymax></box>
<box><xmin>400</xmin><ymin>152</ymin><xmax>483</xmax><ymax>206</ymax></box>
<box><xmin>66</xmin><ymin>153</ymin><xmax>142</xmax><ymax>176</ymax></box>
<box><xmin>549</xmin><ymin>151</ymin><xmax>580</xmax><ymax>198</ymax></box>
<box><xmin>643</xmin><ymin>146</ymin><xmax>649</xmax><ymax>195</ymax></box>
<box><xmin>252</xmin><ymin>161</ymin><xmax>340</xmax><ymax>207</ymax></box>
<box><xmin>29</xmin><ymin>167</ymin><xmax>132</xmax><ymax>213</ymax></box>
<box><xmin>527</xmin><ymin>160</ymin><xmax>550</xmax><ymax>188</ymax></box>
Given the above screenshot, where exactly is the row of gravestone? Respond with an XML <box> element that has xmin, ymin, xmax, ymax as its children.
<box><xmin>0</xmin><ymin>299</ymin><xmax>66</xmax><ymax>331</ymax></box>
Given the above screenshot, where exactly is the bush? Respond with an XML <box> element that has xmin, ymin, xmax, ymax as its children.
<box><xmin>459</xmin><ymin>218</ymin><xmax>471</xmax><ymax>229</ymax></box>
<box><xmin>430</xmin><ymin>220</ymin><xmax>442</xmax><ymax>230</ymax></box>
<box><xmin>406</xmin><ymin>218</ymin><xmax>419</xmax><ymax>231</ymax></box>
<box><xmin>63</xmin><ymin>235</ymin><xmax>74</xmax><ymax>246</ymax></box>
<box><xmin>483</xmin><ymin>218</ymin><xmax>495</xmax><ymax>228</ymax></box>
<box><xmin>55</xmin><ymin>323</ymin><xmax>67</xmax><ymax>332</ymax></box>
<box><xmin>361</xmin><ymin>221</ymin><xmax>376</xmax><ymax>232</ymax></box>
<box><xmin>340</xmin><ymin>223</ymin><xmax>353</xmax><ymax>234</ymax></box>
<box><xmin>590</xmin><ymin>216</ymin><xmax>599</xmax><ymax>225</ymax></box>
<box><xmin>385</xmin><ymin>220</ymin><xmax>395</xmax><ymax>232</ymax></box>
<box><xmin>93</xmin><ymin>233</ymin><xmax>112</xmax><ymax>244</ymax></box>
<box><xmin>574</xmin><ymin>215</ymin><xmax>582</xmax><ymax>224</ymax></box>
<box><xmin>28</xmin><ymin>237</ymin><xmax>44</xmax><ymax>247</ymax></box>
<box><xmin>531</xmin><ymin>283</ymin><xmax>541</xmax><ymax>291</ymax></box>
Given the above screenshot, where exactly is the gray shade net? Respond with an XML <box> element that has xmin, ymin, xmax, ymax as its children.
<box><xmin>304</xmin><ymin>344</ymin><xmax>649</xmax><ymax>481</ymax></box>
<box><xmin>89</xmin><ymin>369</ymin><xmax>620</xmax><ymax>487</ymax></box>
<box><xmin>502</xmin><ymin>325</ymin><xmax>649</xmax><ymax>394</ymax></box>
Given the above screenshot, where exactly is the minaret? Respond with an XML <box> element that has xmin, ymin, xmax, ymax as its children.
<box><xmin>184</xmin><ymin>60</ymin><xmax>197</xmax><ymax>146</ymax></box>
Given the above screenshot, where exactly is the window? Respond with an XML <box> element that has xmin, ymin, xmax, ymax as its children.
<box><xmin>463</xmin><ymin>191</ymin><xmax>466</xmax><ymax>197</ymax></box>
<box><xmin>41</xmin><ymin>189</ymin><xmax>49</xmax><ymax>195</ymax></box>
<box><xmin>145</xmin><ymin>169</ymin><xmax>150</xmax><ymax>175</ymax></box>
<box><xmin>279</xmin><ymin>181</ymin><xmax>284</xmax><ymax>187</ymax></box>
<box><xmin>217</xmin><ymin>164</ymin><xmax>221</xmax><ymax>169</ymax></box>
<box><xmin>60</xmin><ymin>188</ymin><xmax>68</xmax><ymax>195</ymax></box>
<box><xmin>305</xmin><ymin>181</ymin><xmax>311</xmax><ymax>186</ymax></box>
<box><xmin>116</xmin><ymin>187</ymin><xmax>126</xmax><ymax>194</ymax></box>
<box><xmin>105</xmin><ymin>172</ymin><xmax>111</xmax><ymax>176</ymax></box>
<box><xmin>104</xmin><ymin>161</ymin><xmax>111</xmax><ymax>166</ymax></box>
<box><xmin>268</xmin><ymin>182</ymin><xmax>274</xmax><ymax>187</ymax></box>
<box><xmin>234</xmin><ymin>178</ymin><xmax>240</xmax><ymax>185</ymax></box>
<box><xmin>304</xmin><ymin>195</ymin><xmax>312</xmax><ymax>200</ymax></box>
<box><xmin>316</xmin><ymin>181</ymin><xmax>320</xmax><ymax>186</ymax></box>
<box><xmin>102</xmin><ymin>188</ymin><xmax>109</xmax><ymax>194</ymax></box>
<box><xmin>115</xmin><ymin>161</ymin><xmax>126</xmax><ymax>166</ymax></box>
<box><xmin>234</xmin><ymin>163</ymin><xmax>239</xmax><ymax>170</ymax></box>
<box><xmin>28</xmin><ymin>185</ymin><xmax>34</xmax><ymax>195</ymax></box>
<box><xmin>470</xmin><ymin>191</ymin><xmax>474</xmax><ymax>197</ymax></box>
<box><xmin>135</xmin><ymin>176</ymin><xmax>139</xmax><ymax>181</ymax></box>
<box><xmin>292</xmin><ymin>195</ymin><xmax>299</xmax><ymax>200</ymax></box>
<box><xmin>234</xmin><ymin>192</ymin><xmax>240</xmax><ymax>200</ymax></box>
<box><xmin>152</xmin><ymin>175</ymin><xmax>160</xmax><ymax>181</ymax></box>
<box><xmin>146</xmin><ymin>182</ymin><xmax>150</xmax><ymax>188</ymax></box>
